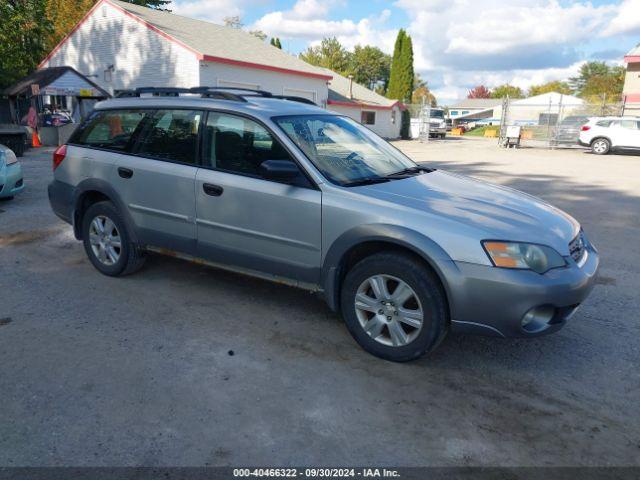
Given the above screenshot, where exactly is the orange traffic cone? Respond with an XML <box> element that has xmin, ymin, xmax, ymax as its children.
<box><xmin>32</xmin><ymin>131</ymin><xmax>41</xmax><ymax>148</ymax></box>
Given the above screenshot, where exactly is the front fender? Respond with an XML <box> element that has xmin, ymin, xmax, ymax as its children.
<box><xmin>321</xmin><ymin>224</ymin><xmax>459</xmax><ymax>311</ymax></box>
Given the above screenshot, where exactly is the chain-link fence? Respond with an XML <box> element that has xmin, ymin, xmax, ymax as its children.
<box><xmin>498</xmin><ymin>97</ymin><xmax>624</xmax><ymax>148</ymax></box>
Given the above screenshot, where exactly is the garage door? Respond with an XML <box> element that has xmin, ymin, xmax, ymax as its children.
<box><xmin>218</xmin><ymin>79</ymin><xmax>260</xmax><ymax>90</ymax></box>
<box><xmin>283</xmin><ymin>88</ymin><xmax>316</xmax><ymax>103</ymax></box>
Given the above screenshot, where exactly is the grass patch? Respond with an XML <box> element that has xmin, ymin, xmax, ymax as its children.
<box><xmin>464</xmin><ymin>125</ymin><xmax>500</xmax><ymax>137</ymax></box>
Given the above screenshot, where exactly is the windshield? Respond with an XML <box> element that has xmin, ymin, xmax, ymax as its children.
<box><xmin>430</xmin><ymin>110</ymin><xmax>444</xmax><ymax>119</ymax></box>
<box><xmin>273</xmin><ymin>115</ymin><xmax>417</xmax><ymax>186</ymax></box>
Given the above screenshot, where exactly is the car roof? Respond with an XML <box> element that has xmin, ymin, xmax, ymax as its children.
<box><xmin>93</xmin><ymin>96</ymin><xmax>332</xmax><ymax>120</ymax></box>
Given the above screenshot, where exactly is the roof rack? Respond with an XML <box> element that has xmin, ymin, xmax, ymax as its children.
<box><xmin>114</xmin><ymin>86</ymin><xmax>316</xmax><ymax>105</ymax></box>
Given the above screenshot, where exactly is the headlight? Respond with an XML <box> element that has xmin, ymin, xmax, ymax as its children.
<box><xmin>482</xmin><ymin>241</ymin><xmax>566</xmax><ymax>274</ymax></box>
<box><xmin>3</xmin><ymin>149</ymin><xmax>18</xmax><ymax>166</ymax></box>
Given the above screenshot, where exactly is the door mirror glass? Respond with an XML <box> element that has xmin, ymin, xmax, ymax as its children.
<box><xmin>259</xmin><ymin>160</ymin><xmax>300</xmax><ymax>181</ymax></box>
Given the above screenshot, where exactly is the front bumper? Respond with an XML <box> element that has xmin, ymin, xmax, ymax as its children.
<box><xmin>429</xmin><ymin>127</ymin><xmax>447</xmax><ymax>135</ymax></box>
<box><xmin>447</xmin><ymin>245</ymin><xmax>599</xmax><ymax>338</ymax></box>
<box><xmin>0</xmin><ymin>163</ymin><xmax>25</xmax><ymax>198</ymax></box>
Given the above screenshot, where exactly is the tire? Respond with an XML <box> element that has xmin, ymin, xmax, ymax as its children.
<box><xmin>591</xmin><ymin>138</ymin><xmax>610</xmax><ymax>155</ymax></box>
<box><xmin>440</xmin><ymin>133</ymin><xmax>446</xmax><ymax>139</ymax></box>
<box><xmin>81</xmin><ymin>201</ymin><xmax>146</xmax><ymax>276</ymax></box>
<box><xmin>340</xmin><ymin>252</ymin><xmax>449</xmax><ymax>362</ymax></box>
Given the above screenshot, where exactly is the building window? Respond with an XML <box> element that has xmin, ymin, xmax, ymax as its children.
<box><xmin>450</xmin><ymin>110</ymin><xmax>458</xmax><ymax>116</ymax></box>
<box><xmin>361</xmin><ymin>111</ymin><xmax>376</xmax><ymax>125</ymax></box>
<box><xmin>391</xmin><ymin>110</ymin><xmax>396</xmax><ymax>124</ymax></box>
<box><xmin>461</xmin><ymin>110</ymin><xmax>469</xmax><ymax>115</ymax></box>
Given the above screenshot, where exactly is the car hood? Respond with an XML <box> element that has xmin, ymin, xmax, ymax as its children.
<box><xmin>359</xmin><ymin>170</ymin><xmax>579</xmax><ymax>255</ymax></box>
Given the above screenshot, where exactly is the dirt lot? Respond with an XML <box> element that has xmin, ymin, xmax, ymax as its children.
<box><xmin>0</xmin><ymin>138</ymin><xmax>638</xmax><ymax>467</ymax></box>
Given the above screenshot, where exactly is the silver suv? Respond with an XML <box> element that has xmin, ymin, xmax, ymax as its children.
<box><xmin>48</xmin><ymin>87</ymin><xmax>599</xmax><ymax>361</ymax></box>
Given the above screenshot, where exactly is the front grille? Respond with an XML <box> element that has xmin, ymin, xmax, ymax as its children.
<box><xmin>569</xmin><ymin>231</ymin><xmax>586</xmax><ymax>263</ymax></box>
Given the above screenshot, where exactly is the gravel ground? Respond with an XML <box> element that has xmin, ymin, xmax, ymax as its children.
<box><xmin>0</xmin><ymin>139</ymin><xmax>638</xmax><ymax>467</ymax></box>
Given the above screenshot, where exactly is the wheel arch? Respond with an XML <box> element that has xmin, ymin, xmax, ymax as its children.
<box><xmin>72</xmin><ymin>179</ymin><xmax>138</xmax><ymax>243</ymax></box>
<box><xmin>321</xmin><ymin>225</ymin><xmax>455</xmax><ymax>314</ymax></box>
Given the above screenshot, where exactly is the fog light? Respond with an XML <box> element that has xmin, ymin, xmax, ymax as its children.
<box><xmin>521</xmin><ymin>305</ymin><xmax>556</xmax><ymax>333</ymax></box>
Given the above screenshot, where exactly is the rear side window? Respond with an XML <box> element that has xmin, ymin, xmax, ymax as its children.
<box><xmin>596</xmin><ymin>120</ymin><xmax>612</xmax><ymax>127</ymax></box>
<box><xmin>71</xmin><ymin>110</ymin><xmax>147</xmax><ymax>152</ymax></box>
<box><xmin>135</xmin><ymin>109</ymin><xmax>202</xmax><ymax>164</ymax></box>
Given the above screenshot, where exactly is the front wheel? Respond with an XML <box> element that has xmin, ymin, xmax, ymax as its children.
<box><xmin>82</xmin><ymin>201</ymin><xmax>146</xmax><ymax>276</ymax></box>
<box><xmin>591</xmin><ymin>138</ymin><xmax>610</xmax><ymax>155</ymax></box>
<box><xmin>340</xmin><ymin>252</ymin><xmax>449</xmax><ymax>362</ymax></box>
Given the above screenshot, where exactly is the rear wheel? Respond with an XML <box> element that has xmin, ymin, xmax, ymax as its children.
<box><xmin>82</xmin><ymin>201</ymin><xmax>146</xmax><ymax>276</ymax></box>
<box><xmin>591</xmin><ymin>138</ymin><xmax>610</xmax><ymax>155</ymax></box>
<box><xmin>340</xmin><ymin>252</ymin><xmax>448</xmax><ymax>362</ymax></box>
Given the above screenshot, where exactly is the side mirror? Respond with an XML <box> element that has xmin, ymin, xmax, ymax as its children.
<box><xmin>259</xmin><ymin>160</ymin><xmax>301</xmax><ymax>181</ymax></box>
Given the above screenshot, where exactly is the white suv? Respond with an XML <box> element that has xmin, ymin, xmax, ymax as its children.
<box><xmin>579</xmin><ymin>117</ymin><xmax>640</xmax><ymax>155</ymax></box>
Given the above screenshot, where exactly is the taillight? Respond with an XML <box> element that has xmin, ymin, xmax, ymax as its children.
<box><xmin>53</xmin><ymin>145</ymin><xmax>67</xmax><ymax>170</ymax></box>
<box><xmin>581</xmin><ymin>126</ymin><xmax>591</xmax><ymax>131</ymax></box>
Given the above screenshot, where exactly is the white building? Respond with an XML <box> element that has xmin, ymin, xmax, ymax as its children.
<box><xmin>40</xmin><ymin>0</ymin><xmax>332</xmax><ymax>104</ymax></box>
<box><xmin>325</xmin><ymin>70</ymin><xmax>403</xmax><ymax>139</ymax></box>
<box><xmin>448</xmin><ymin>98</ymin><xmax>502</xmax><ymax>122</ymax></box>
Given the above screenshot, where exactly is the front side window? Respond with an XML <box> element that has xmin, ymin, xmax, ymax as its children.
<box><xmin>71</xmin><ymin>109</ymin><xmax>147</xmax><ymax>152</ymax></box>
<box><xmin>274</xmin><ymin>114</ymin><xmax>416</xmax><ymax>186</ymax></box>
<box><xmin>202</xmin><ymin>112</ymin><xmax>292</xmax><ymax>176</ymax></box>
<box><xmin>135</xmin><ymin>109</ymin><xmax>202</xmax><ymax>164</ymax></box>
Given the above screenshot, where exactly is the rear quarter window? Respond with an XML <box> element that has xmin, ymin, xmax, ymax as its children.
<box><xmin>70</xmin><ymin>110</ymin><xmax>148</xmax><ymax>152</ymax></box>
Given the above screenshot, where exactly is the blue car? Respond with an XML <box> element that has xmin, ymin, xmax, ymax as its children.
<box><xmin>0</xmin><ymin>144</ymin><xmax>25</xmax><ymax>199</ymax></box>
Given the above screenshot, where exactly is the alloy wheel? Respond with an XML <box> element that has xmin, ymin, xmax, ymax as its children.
<box><xmin>354</xmin><ymin>274</ymin><xmax>424</xmax><ymax>347</ymax></box>
<box><xmin>88</xmin><ymin>215</ymin><xmax>122</xmax><ymax>266</ymax></box>
<box><xmin>593</xmin><ymin>140</ymin><xmax>608</xmax><ymax>154</ymax></box>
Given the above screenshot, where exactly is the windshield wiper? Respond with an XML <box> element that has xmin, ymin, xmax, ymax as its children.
<box><xmin>343</xmin><ymin>176</ymin><xmax>390</xmax><ymax>187</ymax></box>
<box><xmin>385</xmin><ymin>166</ymin><xmax>435</xmax><ymax>178</ymax></box>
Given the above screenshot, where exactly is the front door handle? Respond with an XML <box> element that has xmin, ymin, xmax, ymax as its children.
<box><xmin>203</xmin><ymin>183</ymin><xmax>223</xmax><ymax>196</ymax></box>
<box><xmin>118</xmin><ymin>167</ymin><xmax>133</xmax><ymax>179</ymax></box>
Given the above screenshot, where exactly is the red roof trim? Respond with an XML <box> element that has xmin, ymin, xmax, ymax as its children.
<box><xmin>105</xmin><ymin>0</ymin><xmax>203</xmax><ymax>58</ymax></box>
<box><xmin>624</xmin><ymin>55</ymin><xmax>640</xmax><ymax>63</ymax></box>
<box><xmin>39</xmin><ymin>0</ymin><xmax>331</xmax><ymax>81</ymax></box>
<box><xmin>39</xmin><ymin>0</ymin><xmax>108</xmax><ymax>67</ymax></box>
<box><xmin>327</xmin><ymin>100</ymin><xmax>399</xmax><ymax>110</ymax></box>
<box><xmin>624</xmin><ymin>93</ymin><xmax>640</xmax><ymax>102</ymax></box>
<box><xmin>202</xmin><ymin>55</ymin><xmax>333</xmax><ymax>80</ymax></box>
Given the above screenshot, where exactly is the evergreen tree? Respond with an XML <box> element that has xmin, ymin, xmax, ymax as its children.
<box><xmin>386</xmin><ymin>29</ymin><xmax>406</xmax><ymax>101</ymax></box>
<box><xmin>300</xmin><ymin>37</ymin><xmax>351</xmax><ymax>73</ymax></box>
<box><xmin>270</xmin><ymin>37</ymin><xmax>282</xmax><ymax>49</ymax></box>
<box><xmin>387</xmin><ymin>29</ymin><xmax>414</xmax><ymax>103</ymax></box>
<box><xmin>122</xmin><ymin>0</ymin><xmax>171</xmax><ymax>10</ymax></box>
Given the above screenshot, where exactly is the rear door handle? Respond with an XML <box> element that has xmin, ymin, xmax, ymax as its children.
<box><xmin>118</xmin><ymin>167</ymin><xmax>133</xmax><ymax>179</ymax></box>
<box><xmin>203</xmin><ymin>183</ymin><xmax>224</xmax><ymax>196</ymax></box>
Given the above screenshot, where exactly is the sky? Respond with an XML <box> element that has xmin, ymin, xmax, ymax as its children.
<box><xmin>167</xmin><ymin>0</ymin><xmax>640</xmax><ymax>103</ymax></box>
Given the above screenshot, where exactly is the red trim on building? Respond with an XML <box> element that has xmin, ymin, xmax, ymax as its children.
<box><xmin>38</xmin><ymin>0</ymin><xmax>108</xmax><ymax>68</ymax></box>
<box><xmin>328</xmin><ymin>100</ymin><xmax>399</xmax><ymax>110</ymax></box>
<box><xmin>624</xmin><ymin>93</ymin><xmax>640</xmax><ymax>102</ymax></box>
<box><xmin>105</xmin><ymin>0</ymin><xmax>203</xmax><ymax>59</ymax></box>
<box><xmin>624</xmin><ymin>55</ymin><xmax>640</xmax><ymax>63</ymax></box>
<box><xmin>38</xmin><ymin>0</ymin><xmax>332</xmax><ymax>82</ymax></box>
<box><xmin>201</xmin><ymin>55</ymin><xmax>332</xmax><ymax>80</ymax></box>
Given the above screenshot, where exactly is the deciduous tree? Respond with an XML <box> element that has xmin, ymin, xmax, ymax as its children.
<box><xmin>0</xmin><ymin>0</ymin><xmax>52</xmax><ymax>89</ymax></box>
<box><xmin>490</xmin><ymin>84</ymin><xmax>523</xmax><ymax>99</ymax></box>
<box><xmin>467</xmin><ymin>85</ymin><xmax>491</xmax><ymax>99</ymax></box>
<box><xmin>528</xmin><ymin>80</ymin><xmax>572</xmax><ymax>96</ymax></box>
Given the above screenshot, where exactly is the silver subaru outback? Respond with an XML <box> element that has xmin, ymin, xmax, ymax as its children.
<box><xmin>48</xmin><ymin>87</ymin><xmax>599</xmax><ymax>362</ymax></box>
